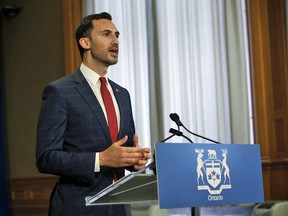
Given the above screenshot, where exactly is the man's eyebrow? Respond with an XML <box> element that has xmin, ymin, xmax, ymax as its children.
<box><xmin>101</xmin><ymin>29</ymin><xmax>120</xmax><ymax>35</ymax></box>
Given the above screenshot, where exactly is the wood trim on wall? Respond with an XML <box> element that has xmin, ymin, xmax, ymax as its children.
<box><xmin>10</xmin><ymin>175</ymin><xmax>58</xmax><ymax>216</ymax></box>
<box><xmin>62</xmin><ymin>0</ymin><xmax>82</xmax><ymax>75</ymax></box>
<box><xmin>246</xmin><ymin>0</ymin><xmax>288</xmax><ymax>200</ymax></box>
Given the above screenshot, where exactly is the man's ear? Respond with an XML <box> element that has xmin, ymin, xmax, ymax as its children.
<box><xmin>79</xmin><ymin>38</ymin><xmax>90</xmax><ymax>49</ymax></box>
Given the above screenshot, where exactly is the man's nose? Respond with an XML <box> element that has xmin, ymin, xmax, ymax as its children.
<box><xmin>112</xmin><ymin>35</ymin><xmax>119</xmax><ymax>45</ymax></box>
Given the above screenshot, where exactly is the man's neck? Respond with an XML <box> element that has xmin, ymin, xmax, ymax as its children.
<box><xmin>82</xmin><ymin>59</ymin><xmax>108</xmax><ymax>76</ymax></box>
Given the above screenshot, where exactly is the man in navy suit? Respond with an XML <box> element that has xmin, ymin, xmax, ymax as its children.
<box><xmin>36</xmin><ymin>12</ymin><xmax>151</xmax><ymax>216</ymax></box>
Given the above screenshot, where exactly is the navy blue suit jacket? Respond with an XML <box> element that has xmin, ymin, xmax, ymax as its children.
<box><xmin>36</xmin><ymin>69</ymin><xmax>135</xmax><ymax>216</ymax></box>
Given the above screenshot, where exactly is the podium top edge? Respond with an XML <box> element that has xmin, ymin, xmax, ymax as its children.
<box><xmin>155</xmin><ymin>142</ymin><xmax>259</xmax><ymax>145</ymax></box>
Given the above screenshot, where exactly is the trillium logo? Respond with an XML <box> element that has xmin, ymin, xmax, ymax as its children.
<box><xmin>195</xmin><ymin>148</ymin><xmax>232</xmax><ymax>200</ymax></box>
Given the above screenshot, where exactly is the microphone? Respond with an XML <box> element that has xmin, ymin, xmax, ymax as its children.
<box><xmin>169</xmin><ymin>128</ymin><xmax>182</xmax><ymax>136</ymax></box>
<box><xmin>169</xmin><ymin>113</ymin><xmax>221</xmax><ymax>144</ymax></box>
<box><xmin>160</xmin><ymin>128</ymin><xmax>177</xmax><ymax>143</ymax></box>
<box><xmin>169</xmin><ymin>128</ymin><xmax>193</xmax><ymax>143</ymax></box>
<box><xmin>169</xmin><ymin>113</ymin><xmax>183</xmax><ymax>127</ymax></box>
<box><xmin>152</xmin><ymin>127</ymin><xmax>193</xmax><ymax>175</ymax></box>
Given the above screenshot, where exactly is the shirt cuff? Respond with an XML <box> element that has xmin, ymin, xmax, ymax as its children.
<box><xmin>94</xmin><ymin>152</ymin><xmax>100</xmax><ymax>172</ymax></box>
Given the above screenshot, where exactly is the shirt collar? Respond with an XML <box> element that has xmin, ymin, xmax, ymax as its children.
<box><xmin>80</xmin><ymin>63</ymin><xmax>108</xmax><ymax>86</ymax></box>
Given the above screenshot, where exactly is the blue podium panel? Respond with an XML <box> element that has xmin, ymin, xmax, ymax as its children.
<box><xmin>155</xmin><ymin>143</ymin><xmax>264</xmax><ymax>209</ymax></box>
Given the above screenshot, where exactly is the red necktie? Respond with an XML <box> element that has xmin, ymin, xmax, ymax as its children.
<box><xmin>100</xmin><ymin>77</ymin><xmax>119</xmax><ymax>182</ymax></box>
<box><xmin>99</xmin><ymin>77</ymin><xmax>118</xmax><ymax>143</ymax></box>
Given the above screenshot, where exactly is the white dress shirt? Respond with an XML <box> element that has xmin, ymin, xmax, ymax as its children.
<box><xmin>80</xmin><ymin>63</ymin><xmax>120</xmax><ymax>172</ymax></box>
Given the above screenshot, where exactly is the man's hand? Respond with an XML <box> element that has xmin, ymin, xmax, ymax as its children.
<box><xmin>132</xmin><ymin>134</ymin><xmax>151</xmax><ymax>170</ymax></box>
<box><xmin>99</xmin><ymin>135</ymin><xmax>151</xmax><ymax>169</ymax></box>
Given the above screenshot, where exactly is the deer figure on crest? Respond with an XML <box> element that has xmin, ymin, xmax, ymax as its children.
<box><xmin>221</xmin><ymin>149</ymin><xmax>231</xmax><ymax>184</ymax></box>
<box><xmin>195</xmin><ymin>149</ymin><xmax>205</xmax><ymax>185</ymax></box>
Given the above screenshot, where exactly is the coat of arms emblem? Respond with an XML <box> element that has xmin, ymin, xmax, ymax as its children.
<box><xmin>195</xmin><ymin>148</ymin><xmax>231</xmax><ymax>195</ymax></box>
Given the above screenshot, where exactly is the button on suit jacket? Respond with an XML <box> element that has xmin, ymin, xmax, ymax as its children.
<box><xmin>36</xmin><ymin>69</ymin><xmax>135</xmax><ymax>216</ymax></box>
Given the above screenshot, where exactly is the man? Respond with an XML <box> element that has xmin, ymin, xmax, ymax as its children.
<box><xmin>36</xmin><ymin>12</ymin><xmax>151</xmax><ymax>216</ymax></box>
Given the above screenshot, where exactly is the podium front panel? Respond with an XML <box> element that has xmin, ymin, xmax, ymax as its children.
<box><xmin>155</xmin><ymin>143</ymin><xmax>264</xmax><ymax>209</ymax></box>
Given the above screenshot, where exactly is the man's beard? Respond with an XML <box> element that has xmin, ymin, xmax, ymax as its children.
<box><xmin>91</xmin><ymin>49</ymin><xmax>118</xmax><ymax>66</ymax></box>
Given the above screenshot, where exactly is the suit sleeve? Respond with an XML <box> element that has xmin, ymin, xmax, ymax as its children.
<box><xmin>36</xmin><ymin>84</ymin><xmax>95</xmax><ymax>180</ymax></box>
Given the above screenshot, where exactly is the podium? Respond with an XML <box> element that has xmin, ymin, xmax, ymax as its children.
<box><xmin>85</xmin><ymin>143</ymin><xmax>264</xmax><ymax>209</ymax></box>
<box><xmin>85</xmin><ymin>162</ymin><xmax>158</xmax><ymax>206</ymax></box>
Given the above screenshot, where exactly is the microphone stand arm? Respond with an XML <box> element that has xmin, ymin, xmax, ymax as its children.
<box><xmin>182</xmin><ymin>125</ymin><xmax>221</xmax><ymax>144</ymax></box>
<box><xmin>160</xmin><ymin>134</ymin><xmax>176</xmax><ymax>143</ymax></box>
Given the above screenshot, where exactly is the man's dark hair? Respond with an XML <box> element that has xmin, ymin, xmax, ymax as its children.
<box><xmin>75</xmin><ymin>12</ymin><xmax>112</xmax><ymax>59</ymax></box>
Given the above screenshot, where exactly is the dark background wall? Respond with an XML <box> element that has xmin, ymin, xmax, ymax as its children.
<box><xmin>0</xmin><ymin>0</ymin><xmax>64</xmax><ymax>177</ymax></box>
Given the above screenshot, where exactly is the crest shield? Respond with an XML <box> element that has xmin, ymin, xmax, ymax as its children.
<box><xmin>205</xmin><ymin>160</ymin><xmax>221</xmax><ymax>188</ymax></box>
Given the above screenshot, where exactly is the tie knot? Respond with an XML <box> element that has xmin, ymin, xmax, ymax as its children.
<box><xmin>99</xmin><ymin>77</ymin><xmax>107</xmax><ymax>85</ymax></box>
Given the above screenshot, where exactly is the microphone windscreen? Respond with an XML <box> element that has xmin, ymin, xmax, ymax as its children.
<box><xmin>169</xmin><ymin>113</ymin><xmax>179</xmax><ymax>122</ymax></box>
<box><xmin>169</xmin><ymin>128</ymin><xmax>183</xmax><ymax>136</ymax></box>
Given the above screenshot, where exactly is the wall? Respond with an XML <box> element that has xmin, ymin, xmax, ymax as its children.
<box><xmin>0</xmin><ymin>0</ymin><xmax>64</xmax><ymax>177</ymax></box>
<box><xmin>246</xmin><ymin>0</ymin><xmax>288</xmax><ymax>200</ymax></box>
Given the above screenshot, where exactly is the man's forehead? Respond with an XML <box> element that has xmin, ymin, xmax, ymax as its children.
<box><xmin>92</xmin><ymin>19</ymin><xmax>118</xmax><ymax>32</ymax></box>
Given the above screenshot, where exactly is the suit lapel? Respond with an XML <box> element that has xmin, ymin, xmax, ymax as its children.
<box><xmin>109</xmin><ymin>80</ymin><xmax>125</xmax><ymax>139</ymax></box>
<box><xmin>73</xmin><ymin>69</ymin><xmax>112</xmax><ymax>143</ymax></box>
